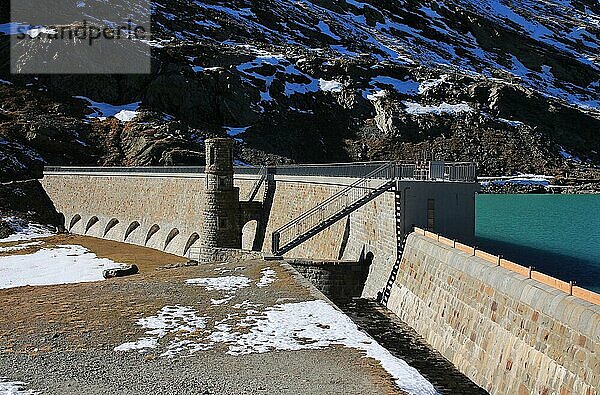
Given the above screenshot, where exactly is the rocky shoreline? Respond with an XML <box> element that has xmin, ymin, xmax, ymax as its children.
<box><xmin>480</xmin><ymin>180</ymin><xmax>600</xmax><ymax>194</ymax></box>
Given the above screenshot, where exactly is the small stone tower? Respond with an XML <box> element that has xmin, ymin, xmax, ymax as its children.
<box><xmin>199</xmin><ymin>138</ymin><xmax>241</xmax><ymax>260</ymax></box>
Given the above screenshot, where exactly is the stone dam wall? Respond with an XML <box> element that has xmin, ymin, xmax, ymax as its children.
<box><xmin>42</xmin><ymin>173</ymin><xmax>211</xmax><ymax>256</ymax></box>
<box><xmin>388</xmin><ymin>232</ymin><xmax>600</xmax><ymax>395</ymax></box>
<box><xmin>259</xmin><ymin>174</ymin><xmax>398</xmax><ymax>299</ymax></box>
<box><xmin>41</xmin><ymin>172</ymin><xmax>398</xmax><ymax>298</ymax></box>
<box><xmin>41</xmin><ymin>171</ymin><xmax>476</xmax><ymax>300</ymax></box>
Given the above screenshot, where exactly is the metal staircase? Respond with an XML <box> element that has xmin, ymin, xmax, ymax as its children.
<box><xmin>379</xmin><ymin>188</ymin><xmax>415</xmax><ymax>306</ymax></box>
<box><xmin>271</xmin><ymin>162</ymin><xmax>397</xmax><ymax>256</ymax></box>
<box><xmin>380</xmin><ymin>235</ymin><xmax>410</xmax><ymax>306</ymax></box>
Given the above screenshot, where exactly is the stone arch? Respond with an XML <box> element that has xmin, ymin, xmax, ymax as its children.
<box><xmin>145</xmin><ymin>224</ymin><xmax>160</xmax><ymax>246</ymax></box>
<box><xmin>124</xmin><ymin>221</ymin><xmax>140</xmax><ymax>241</ymax></box>
<box><xmin>242</xmin><ymin>220</ymin><xmax>259</xmax><ymax>251</ymax></box>
<box><xmin>164</xmin><ymin>228</ymin><xmax>180</xmax><ymax>250</ymax></box>
<box><xmin>69</xmin><ymin>214</ymin><xmax>81</xmax><ymax>231</ymax></box>
<box><xmin>104</xmin><ymin>218</ymin><xmax>119</xmax><ymax>237</ymax></box>
<box><xmin>183</xmin><ymin>233</ymin><xmax>200</xmax><ymax>256</ymax></box>
<box><xmin>85</xmin><ymin>216</ymin><xmax>99</xmax><ymax>234</ymax></box>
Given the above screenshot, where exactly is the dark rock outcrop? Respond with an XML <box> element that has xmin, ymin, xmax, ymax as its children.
<box><xmin>0</xmin><ymin>180</ymin><xmax>63</xmax><ymax>228</ymax></box>
<box><xmin>0</xmin><ymin>0</ymin><xmax>598</xmax><ymax>187</ymax></box>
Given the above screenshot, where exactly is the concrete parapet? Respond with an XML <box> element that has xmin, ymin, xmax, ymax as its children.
<box><xmin>414</xmin><ymin>227</ymin><xmax>600</xmax><ymax>306</ymax></box>
<box><xmin>475</xmin><ymin>249</ymin><xmax>500</xmax><ymax>265</ymax></box>
<box><xmin>455</xmin><ymin>241</ymin><xmax>475</xmax><ymax>255</ymax></box>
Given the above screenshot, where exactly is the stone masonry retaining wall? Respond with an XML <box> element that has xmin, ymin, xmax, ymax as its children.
<box><xmin>387</xmin><ymin>233</ymin><xmax>600</xmax><ymax>395</ymax></box>
<box><xmin>288</xmin><ymin>259</ymin><xmax>370</xmax><ymax>301</ymax></box>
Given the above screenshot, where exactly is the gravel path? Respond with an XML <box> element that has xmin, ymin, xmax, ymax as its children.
<box><xmin>1</xmin><ymin>348</ymin><xmax>392</xmax><ymax>395</ymax></box>
<box><xmin>0</xmin><ymin>241</ymin><xmax>403</xmax><ymax>394</ymax></box>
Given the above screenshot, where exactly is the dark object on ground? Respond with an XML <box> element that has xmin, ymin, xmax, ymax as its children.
<box><xmin>103</xmin><ymin>264</ymin><xmax>139</xmax><ymax>279</ymax></box>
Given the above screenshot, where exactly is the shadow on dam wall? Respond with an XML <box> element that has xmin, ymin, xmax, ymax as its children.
<box><xmin>476</xmin><ymin>237</ymin><xmax>600</xmax><ymax>293</ymax></box>
<box><xmin>337</xmin><ymin>299</ymin><xmax>488</xmax><ymax>395</ymax></box>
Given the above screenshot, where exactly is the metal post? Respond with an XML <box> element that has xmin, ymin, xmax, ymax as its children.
<box><xmin>272</xmin><ymin>232</ymin><xmax>280</xmax><ymax>255</ymax></box>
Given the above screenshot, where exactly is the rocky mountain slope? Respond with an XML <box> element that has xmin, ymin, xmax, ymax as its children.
<box><xmin>0</xmin><ymin>0</ymin><xmax>599</xmax><ymax>184</ymax></box>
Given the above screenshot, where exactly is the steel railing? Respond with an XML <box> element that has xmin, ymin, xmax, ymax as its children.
<box><xmin>43</xmin><ymin>161</ymin><xmax>477</xmax><ymax>182</ymax></box>
<box><xmin>42</xmin><ymin>165</ymin><xmax>207</xmax><ymax>174</ymax></box>
<box><xmin>272</xmin><ymin>162</ymin><xmax>397</xmax><ymax>254</ymax></box>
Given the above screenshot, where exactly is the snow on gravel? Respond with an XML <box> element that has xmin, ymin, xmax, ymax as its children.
<box><xmin>0</xmin><ymin>378</ymin><xmax>36</xmax><ymax>394</ymax></box>
<box><xmin>114</xmin><ymin>306</ymin><xmax>208</xmax><ymax>353</ymax></box>
<box><xmin>0</xmin><ymin>241</ymin><xmax>43</xmax><ymax>253</ymax></box>
<box><xmin>256</xmin><ymin>267</ymin><xmax>276</xmax><ymax>288</ymax></box>
<box><xmin>233</xmin><ymin>300</ymin><xmax>262</xmax><ymax>309</ymax></box>
<box><xmin>186</xmin><ymin>276</ymin><xmax>252</xmax><ymax>292</ymax></box>
<box><xmin>115</xmin><ymin>299</ymin><xmax>436</xmax><ymax>395</ymax></box>
<box><xmin>228</xmin><ymin>300</ymin><xmax>436</xmax><ymax>395</ymax></box>
<box><xmin>0</xmin><ymin>218</ymin><xmax>54</xmax><ymax>243</ymax></box>
<box><xmin>0</xmin><ymin>245</ymin><xmax>125</xmax><ymax>289</ymax></box>
<box><xmin>210</xmin><ymin>296</ymin><xmax>235</xmax><ymax>305</ymax></box>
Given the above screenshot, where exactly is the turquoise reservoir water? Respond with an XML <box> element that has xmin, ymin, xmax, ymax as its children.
<box><xmin>476</xmin><ymin>195</ymin><xmax>600</xmax><ymax>293</ymax></box>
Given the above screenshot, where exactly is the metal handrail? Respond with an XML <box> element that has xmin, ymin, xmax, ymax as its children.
<box><xmin>274</xmin><ymin>162</ymin><xmax>395</xmax><ymax>232</ymax></box>
<box><xmin>272</xmin><ymin>162</ymin><xmax>397</xmax><ymax>253</ymax></box>
<box><xmin>43</xmin><ymin>161</ymin><xmax>477</xmax><ymax>182</ymax></box>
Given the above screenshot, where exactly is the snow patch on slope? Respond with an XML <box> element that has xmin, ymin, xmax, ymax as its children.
<box><xmin>0</xmin><ymin>241</ymin><xmax>43</xmax><ymax>253</ymax></box>
<box><xmin>73</xmin><ymin>96</ymin><xmax>141</xmax><ymax>122</ymax></box>
<box><xmin>0</xmin><ymin>218</ymin><xmax>54</xmax><ymax>243</ymax></box>
<box><xmin>0</xmin><ymin>245</ymin><xmax>125</xmax><ymax>289</ymax></box>
<box><xmin>402</xmin><ymin>101</ymin><xmax>473</xmax><ymax>116</ymax></box>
